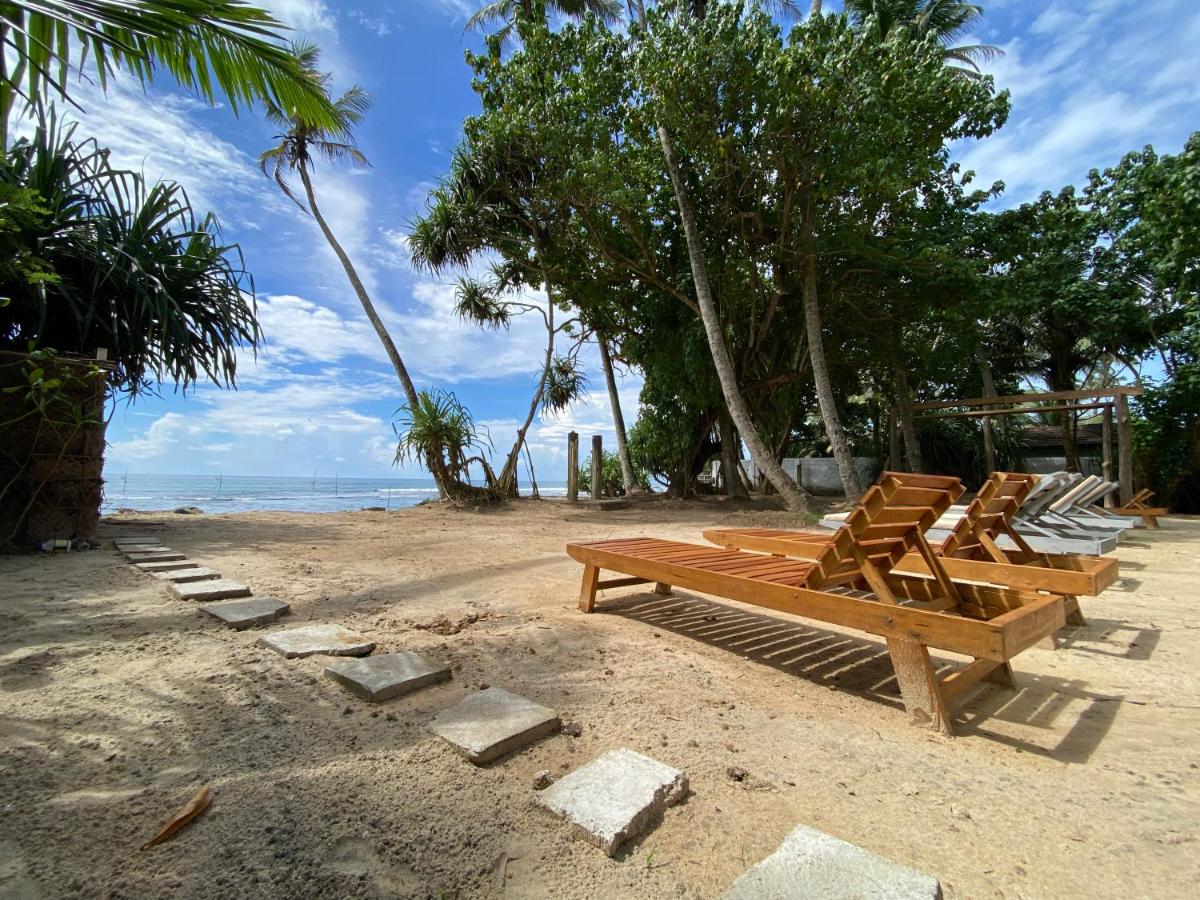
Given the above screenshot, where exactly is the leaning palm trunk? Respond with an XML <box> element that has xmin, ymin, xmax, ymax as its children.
<box><xmin>800</xmin><ymin>229</ymin><xmax>863</xmax><ymax>500</ymax></box>
<box><xmin>298</xmin><ymin>166</ymin><xmax>449</xmax><ymax>499</ymax></box>
<box><xmin>656</xmin><ymin>124</ymin><xmax>808</xmax><ymax>511</ymax></box>
<box><xmin>598</xmin><ymin>333</ymin><xmax>641</xmax><ymax>495</ymax></box>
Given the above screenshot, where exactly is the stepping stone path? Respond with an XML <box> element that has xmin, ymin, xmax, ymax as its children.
<box><xmin>201</xmin><ymin>597</ymin><xmax>290</xmax><ymax>630</ymax></box>
<box><xmin>537</xmin><ymin>748</ymin><xmax>687</xmax><ymax>857</ymax></box>
<box><xmin>258</xmin><ymin>624</ymin><xmax>375</xmax><ymax>659</ymax></box>
<box><xmin>172</xmin><ymin>579</ymin><xmax>252</xmax><ymax>602</ymax></box>
<box><xmin>126</xmin><ymin>550</ymin><xmax>187</xmax><ymax>563</ymax></box>
<box><xmin>721</xmin><ymin>824</ymin><xmax>943</xmax><ymax>900</ymax></box>
<box><xmin>152</xmin><ymin>567</ymin><xmax>221</xmax><ymax>583</ymax></box>
<box><xmin>325</xmin><ymin>652</ymin><xmax>451</xmax><ymax>702</ymax></box>
<box><xmin>136</xmin><ymin>559</ymin><xmax>198</xmax><ymax>572</ymax></box>
<box><xmin>429</xmin><ymin>687</ymin><xmax>559</xmax><ymax>765</ymax></box>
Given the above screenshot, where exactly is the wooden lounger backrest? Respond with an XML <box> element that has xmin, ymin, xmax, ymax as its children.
<box><xmin>804</xmin><ymin>472</ymin><xmax>964</xmax><ymax>589</ymax></box>
<box><xmin>940</xmin><ymin>472</ymin><xmax>1037</xmax><ymax>561</ymax></box>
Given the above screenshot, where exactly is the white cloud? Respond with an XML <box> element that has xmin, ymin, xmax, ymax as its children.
<box><xmin>959</xmin><ymin>0</ymin><xmax>1200</xmax><ymax>204</ymax></box>
<box><xmin>258</xmin><ymin>0</ymin><xmax>337</xmax><ymax>32</ymax></box>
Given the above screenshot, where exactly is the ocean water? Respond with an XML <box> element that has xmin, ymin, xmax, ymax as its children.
<box><xmin>101</xmin><ymin>473</ymin><xmax>567</xmax><ymax>515</ymax></box>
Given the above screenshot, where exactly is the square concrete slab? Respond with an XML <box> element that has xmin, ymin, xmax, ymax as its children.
<box><xmin>126</xmin><ymin>550</ymin><xmax>187</xmax><ymax>563</ymax></box>
<box><xmin>325</xmin><ymin>652</ymin><xmax>451</xmax><ymax>702</ymax></box>
<box><xmin>429</xmin><ymin>687</ymin><xmax>559</xmax><ymax>765</ymax></box>
<box><xmin>136</xmin><ymin>559</ymin><xmax>198</xmax><ymax>572</ymax></box>
<box><xmin>122</xmin><ymin>546</ymin><xmax>171</xmax><ymax>557</ymax></box>
<box><xmin>536</xmin><ymin>748</ymin><xmax>687</xmax><ymax>857</ymax></box>
<box><xmin>721</xmin><ymin>824</ymin><xmax>943</xmax><ymax>900</ymax></box>
<box><xmin>171</xmin><ymin>579</ymin><xmax>252</xmax><ymax>602</ymax></box>
<box><xmin>152</xmin><ymin>567</ymin><xmax>221</xmax><ymax>583</ymax></box>
<box><xmin>201</xmin><ymin>597</ymin><xmax>290</xmax><ymax>630</ymax></box>
<box><xmin>258</xmin><ymin>624</ymin><xmax>376</xmax><ymax>659</ymax></box>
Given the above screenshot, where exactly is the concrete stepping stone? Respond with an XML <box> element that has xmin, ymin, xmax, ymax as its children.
<box><xmin>122</xmin><ymin>546</ymin><xmax>171</xmax><ymax>556</ymax></box>
<box><xmin>325</xmin><ymin>652</ymin><xmax>451</xmax><ymax>702</ymax></box>
<box><xmin>201</xmin><ymin>597</ymin><xmax>290</xmax><ymax>630</ymax></box>
<box><xmin>536</xmin><ymin>748</ymin><xmax>687</xmax><ymax>857</ymax></box>
<box><xmin>136</xmin><ymin>559</ymin><xmax>198</xmax><ymax>572</ymax></box>
<box><xmin>152</xmin><ymin>567</ymin><xmax>221</xmax><ymax>584</ymax></box>
<box><xmin>171</xmin><ymin>579</ymin><xmax>252</xmax><ymax>602</ymax></box>
<box><xmin>721</xmin><ymin>823</ymin><xmax>943</xmax><ymax>900</ymax></box>
<box><xmin>126</xmin><ymin>550</ymin><xmax>187</xmax><ymax>563</ymax></box>
<box><xmin>429</xmin><ymin>687</ymin><xmax>559</xmax><ymax>765</ymax></box>
<box><xmin>258</xmin><ymin>624</ymin><xmax>375</xmax><ymax>659</ymax></box>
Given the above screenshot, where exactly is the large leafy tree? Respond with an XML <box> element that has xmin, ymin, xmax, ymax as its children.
<box><xmin>0</xmin><ymin>1</ymin><xmax>338</xmax><ymax>145</ymax></box>
<box><xmin>0</xmin><ymin>112</ymin><xmax>257</xmax><ymax>394</ymax></box>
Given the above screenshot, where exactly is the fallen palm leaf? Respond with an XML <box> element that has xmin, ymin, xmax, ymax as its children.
<box><xmin>142</xmin><ymin>786</ymin><xmax>212</xmax><ymax>850</ymax></box>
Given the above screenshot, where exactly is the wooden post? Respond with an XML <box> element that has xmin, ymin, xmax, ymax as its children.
<box><xmin>1115</xmin><ymin>394</ymin><xmax>1133</xmax><ymax>505</ymax></box>
<box><xmin>591</xmin><ymin>434</ymin><xmax>603</xmax><ymax>500</ymax></box>
<box><xmin>567</xmin><ymin>432</ymin><xmax>579</xmax><ymax>502</ymax></box>
<box><xmin>1101</xmin><ymin>405</ymin><xmax>1114</xmax><ymax>508</ymax></box>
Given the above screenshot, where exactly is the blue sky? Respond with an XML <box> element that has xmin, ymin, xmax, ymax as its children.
<box><xmin>85</xmin><ymin>0</ymin><xmax>1199</xmax><ymax>480</ymax></box>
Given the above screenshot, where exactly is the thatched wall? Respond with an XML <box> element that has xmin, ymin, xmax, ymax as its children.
<box><xmin>0</xmin><ymin>351</ymin><xmax>111</xmax><ymax>548</ymax></box>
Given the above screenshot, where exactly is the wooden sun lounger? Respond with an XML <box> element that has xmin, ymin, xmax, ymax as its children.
<box><xmin>706</xmin><ymin>473</ymin><xmax>1118</xmax><ymax>641</ymax></box>
<box><xmin>1111</xmin><ymin>488</ymin><xmax>1168</xmax><ymax>528</ymax></box>
<box><xmin>567</xmin><ymin>473</ymin><xmax>1067</xmax><ymax>736</ymax></box>
<box><xmin>1015</xmin><ymin>473</ymin><xmax>1134</xmax><ymax>543</ymax></box>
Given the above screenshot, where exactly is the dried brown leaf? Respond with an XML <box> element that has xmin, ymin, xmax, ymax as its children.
<box><xmin>141</xmin><ymin>786</ymin><xmax>212</xmax><ymax>850</ymax></box>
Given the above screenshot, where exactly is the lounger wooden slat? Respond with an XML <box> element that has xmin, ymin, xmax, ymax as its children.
<box><xmin>706</xmin><ymin>473</ymin><xmax>1119</xmax><ymax>599</ymax></box>
<box><xmin>569</xmin><ymin>473</ymin><xmax>1066</xmax><ymax>736</ymax></box>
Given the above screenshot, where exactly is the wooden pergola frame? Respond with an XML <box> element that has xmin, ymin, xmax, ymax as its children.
<box><xmin>912</xmin><ymin>387</ymin><xmax>1143</xmax><ymax>504</ymax></box>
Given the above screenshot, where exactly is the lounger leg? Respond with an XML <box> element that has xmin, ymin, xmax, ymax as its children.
<box><xmin>887</xmin><ymin>638</ymin><xmax>953</xmax><ymax>736</ymax></box>
<box><xmin>577</xmin><ymin>564</ymin><xmax>600</xmax><ymax>613</ymax></box>
<box><xmin>1143</xmin><ymin>514</ymin><xmax>1159</xmax><ymax>529</ymax></box>
<box><xmin>654</xmin><ymin>582</ymin><xmax>672</xmax><ymax>596</ymax></box>
<box><xmin>983</xmin><ymin>661</ymin><xmax>1018</xmax><ymax>690</ymax></box>
<box><xmin>1064</xmin><ymin>597</ymin><xmax>1087</xmax><ymax>627</ymax></box>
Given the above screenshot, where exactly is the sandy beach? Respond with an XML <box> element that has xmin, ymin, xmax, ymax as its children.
<box><xmin>1</xmin><ymin>499</ymin><xmax>1198</xmax><ymax>899</ymax></box>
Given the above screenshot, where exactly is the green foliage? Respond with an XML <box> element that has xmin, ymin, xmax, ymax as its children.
<box><xmin>542</xmin><ymin>355</ymin><xmax>587</xmax><ymax>414</ymax></box>
<box><xmin>0</xmin><ymin>1</ymin><xmax>340</xmax><ymax>137</ymax></box>
<box><xmin>258</xmin><ymin>43</ymin><xmax>371</xmax><ymax>208</ymax></box>
<box><xmin>0</xmin><ymin>111</ymin><xmax>258</xmax><ymax>395</ymax></box>
<box><xmin>577</xmin><ymin>450</ymin><xmax>649</xmax><ymax>497</ymax></box>
<box><xmin>394</xmin><ymin>389</ymin><xmax>495</xmax><ymax>487</ymax></box>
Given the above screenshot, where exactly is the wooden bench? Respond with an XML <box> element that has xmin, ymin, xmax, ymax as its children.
<box><xmin>567</xmin><ymin>474</ymin><xmax>1066</xmax><ymax>735</ymax></box>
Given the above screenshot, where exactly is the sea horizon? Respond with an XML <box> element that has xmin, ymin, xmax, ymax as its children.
<box><xmin>100</xmin><ymin>472</ymin><xmax>567</xmax><ymax>515</ymax></box>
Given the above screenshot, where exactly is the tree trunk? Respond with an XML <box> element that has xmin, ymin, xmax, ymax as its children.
<box><xmin>894</xmin><ymin>358</ymin><xmax>924</xmax><ymax>474</ymax></box>
<box><xmin>888</xmin><ymin>405</ymin><xmax>901</xmax><ymax>470</ymax></box>
<box><xmin>598</xmin><ymin>333</ymin><xmax>641</xmax><ymax>495</ymax></box>
<box><xmin>975</xmin><ymin>345</ymin><xmax>997</xmax><ymax>475</ymax></box>
<box><xmin>498</xmin><ymin>269</ymin><xmax>554</xmax><ymax>497</ymax></box>
<box><xmin>655</xmin><ymin>124</ymin><xmax>808</xmax><ymax>511</ymax></box>
<box><xmin>1048</xmin><ymin>359</ymin><xmax>1079</xmax><ymax>472</ymax></box>
<box><xmin>801</xmin><ymin>232</ymin><xmax>864</xmax><ymax>499</ymax></box>
<box><xmin>299</xmin><ymin>167</ymin><xmax>449</xmax><ymax>499</ymax></box>
<box><xmin>719</xmin><ymin>406</ymin><xmax>749</xmax><ymax>498</ymax></box>
<box><xmin>809</xmin><ymin>1</ymin><xmax>824</xmax><ymax>17</ymax></box>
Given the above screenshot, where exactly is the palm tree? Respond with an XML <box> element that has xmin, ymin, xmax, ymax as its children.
<box><xmin>1</xmin><ymin>109</ymin><xmax>258</xmax><ymax>394</ymax></box>
<box><xmin>258</xmin><ymin>45</ymin><xmax>451</xmax><ymax>498</ymax></box>
<box><xmin>468</xmin><ymin>0</ymin><xmax>623</xmax><ymax>42</ymax></box>
<box><xmin>0</xmin><ymin>1</ymin><xmax>337</xmax><ymax>146</ymax></box>
<box><xmin>843</xmin><ymin>1</ymin><xmax>1001</xmax><ymax>76</ymax></box>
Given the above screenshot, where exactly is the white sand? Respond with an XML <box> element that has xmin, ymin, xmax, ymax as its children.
<box><xmin>0</xmin><ymin>498</ymin><xmax>1197</xmax><ymax>898</ymax></box>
